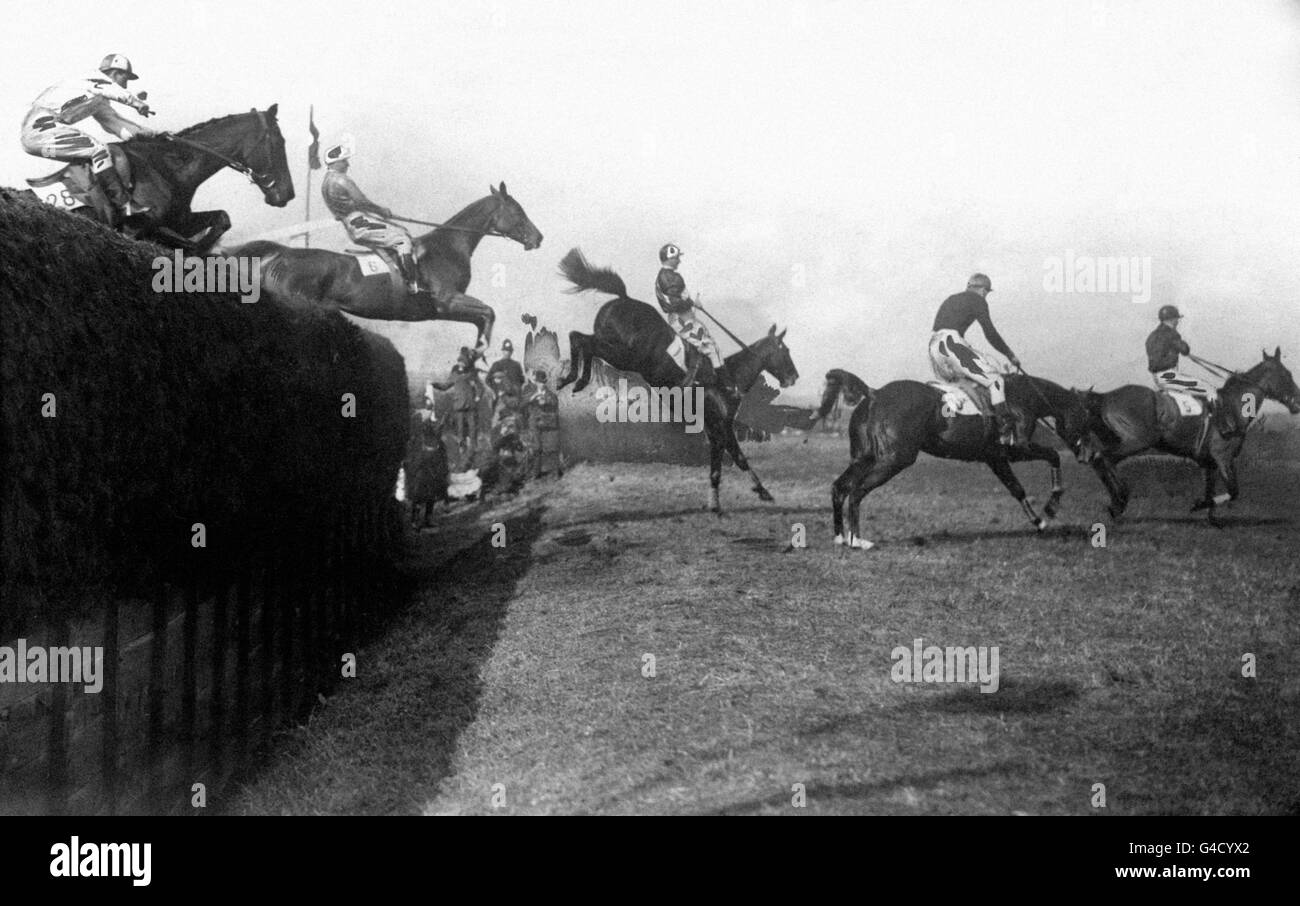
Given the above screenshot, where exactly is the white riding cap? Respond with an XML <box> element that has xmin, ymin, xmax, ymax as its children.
<box><xmin>323</xmin><ymin>133</ymin><xmax>356</xmax><ymax>164</ymax></box>
<box><xmin>99</xmin><ymin>53</ymin><xmax>139</xmax><ymax>80</ymax></box>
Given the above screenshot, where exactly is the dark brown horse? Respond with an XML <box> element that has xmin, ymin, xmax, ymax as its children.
<box><xmin>27</xmin><ymin>106</ymin><xmax>294</xmax><ymax>252</ymax></box>
<box><xmin>557</xmin><ymin>248</ymin><xmax>799</xmax><ymax>512</ymax></box>
<box><xmin>1079</xmin><ymin>348</ymin><xmax>1299</xmax><ymax>522</ymax></box>
<box><xmin>236</xmin><ymin>183</ymin><xmax>542</xmax><ymax>347</ymax></box>
<box><xmin>830</xmin><ymin>370</ymin><xmax>1092</xmax><ymax>549</ymax></box>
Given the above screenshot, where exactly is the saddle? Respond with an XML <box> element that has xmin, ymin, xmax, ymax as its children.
<box><xmin>928</xmin><ymin>381</ymin><xmax>989</xmax><ymax>417</ymax></box>
<box><xmin>27</xmin><ymin>144</ymin><xmax>135</xmax><ymax>219</ymax></box>
<box><xmin>343</xmin><ymin>247</ymin><xmax>408</xmax><ymax>297</ymax></box>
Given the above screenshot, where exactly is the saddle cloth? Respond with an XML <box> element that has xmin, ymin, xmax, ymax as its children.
<box><xmin>1161</xmin><ymin>391</ymin><xmax>1204</xmax><ymax>417</ymax></box>
<box><xmin>344</xmin><ymin>248</ymin><xmax>406</xmax><ymax>296</ymax></box>
<box><xmin>28</xmin><ymin>144</ymin><xmax>134</xmax><ymax>213</ymax></box>
<box><xmin>665</xmin><ymin>335</ymin><xmax>687</xmax><ymax>372</ymax></box>
<box><xmin>928</xmin><ymin>381</ymin><xmax>988</xmax><ymax>417</ymax></box>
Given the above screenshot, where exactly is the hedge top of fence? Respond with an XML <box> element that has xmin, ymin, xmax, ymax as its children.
<box><xmin>0</xmin><ymin>189</ymin><xmax>408</xmax><ymax>633</ymax></box>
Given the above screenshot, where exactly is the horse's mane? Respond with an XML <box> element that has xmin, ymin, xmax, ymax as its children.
<box><xmin>122</xmin><ymin>110</ymin><xmax>263</xmax><ymax>151</ymax></box>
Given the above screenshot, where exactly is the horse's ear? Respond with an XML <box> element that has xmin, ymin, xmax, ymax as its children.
<box><xmin>778</xmin><ymin>327</ymin><xmax>787</xmax><ymax>340</ymax></box>
<box><xmin>768</xmin><ymin>324</ymin><xmax>777</xmax><ymax>336</ymax></box>
<box><xmin>1275</xmin><ymin>345</ymin><xmax>1282</xmax><ymax>360</ymax></box>
<box><xmin>267</xmin><ymin>103</ymin><xmax>278</xmax><ymax>118</ymax></box>
<box><xmin>499</xmin><ymin>181</ymin><xmax>508</xmax><ymax>196</ymax></box>
<box><xmin>489</xmin><ymin>184</ymin><xmax>499</xmax><ymax>196</ymax></box>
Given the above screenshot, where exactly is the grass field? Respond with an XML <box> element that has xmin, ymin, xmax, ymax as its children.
<box><xmin>227</xmin><ymin>426</ymin><xmax>1300</xmax><ymax>815</ymax></box>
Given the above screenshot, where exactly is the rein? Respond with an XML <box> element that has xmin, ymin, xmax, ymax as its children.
<box><xmin>1014</xmin><ymin>367</ymin><xmax>1072</xmax><ymax>445</ymax></box>
<box><xmin>391</xmin><ymin>212</ymin><xmax>509</xmax><ymax>238</ymax></box>
<box><xmin>163</xmin><ymin>112</ymin><xmax>276</xmax><ymax>187</ymax></box>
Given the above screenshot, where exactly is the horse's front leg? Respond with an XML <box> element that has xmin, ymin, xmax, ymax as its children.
<box><xmin>1009</xmin><ymin>443</ymin><xmax>1062</xmax><ymax>518</ymax></box>
<box><xmin>439</xmin><ymin>291</ymin><xmax>496</xmax><ymax>349</ymax></box>
<box><xmin>718</xmin><ymin>404</ymin><xmax>773</xmax><ymax>502</ymax></box>
<box><xmin>987</xmin><ymin>455</ymin><xmax>1047</xmax><ymax>530</ymax></box>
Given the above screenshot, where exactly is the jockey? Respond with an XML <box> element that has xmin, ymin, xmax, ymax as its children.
<box><xmin>21</xmin><ymin>54</ymin><xmax>157</xmax><ymax>224</ymax></box>
<box><xmin>1146</xmin><ymin>305</ymin><xmax>1213</xmax><ymax>396</ymax></box>
<box><xmin>320</xmin><ymin>134</ymin><xmax>421</xmax><ymax>294</ymax></box>
<box><xmin>654</xmin><ymin>243</ymin><xmax>735</xmax><ymax>394</ymax></box>
<box><xmin>929</xmin><ymin>273</ymin><xmax>1022</xmax><ymax>445</ymax></box>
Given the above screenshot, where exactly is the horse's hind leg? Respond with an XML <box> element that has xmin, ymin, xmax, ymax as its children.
<box><xmin>839</xmin><ymin>452</ymin><xmax>913</xmax><ymax>550</ymax></box>
<box><xmin>832</xmin><ymin>455</ymin><xmax>872</xmax><ymax>543</ymax></box>
<box><xmin>986</xmin><ymin>455</ymin><xmax>1047</xmax><ymax>530</ymax></box>
<box><xmin>1093</xmin><ymin>456</ymin><xmax>1129</xmax><ymax>519</ymax></box>
<box><xmin>557</xmin><ymin>332</ymin><xmax>588</xmax><ymax>391</ymax></box>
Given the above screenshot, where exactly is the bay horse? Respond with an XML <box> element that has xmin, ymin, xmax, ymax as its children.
<box><xmin>236</xmin><ymin>183</ymin><xmax>541</xmax><ymax>348</ymax></box>
<box><xmin>830</xmin><ymin>371</ymin><xmax>1092</xmax><ymax>549</ymax></box>
<box><xmin>1079</xmin><ymin>347</ymin><xmax>1299</xmax><ymax>522</ymax></box>
<box><xmin>556</xmin><ymin>248</ymin><xmax>799</xmax><ymax>512</ymax></box>
<box><xmin>27</xmin><ymin>106</ymin><xmax>294</xmax><ymax>252</ymax></box>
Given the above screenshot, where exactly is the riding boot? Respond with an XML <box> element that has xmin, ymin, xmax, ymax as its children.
<box><xmin>399</xmin><ymin>252</ymin><xmax>421</xmax><ymax>294</ymax></box>
<box><xmin>680</xmin><ymin>348</ymin><xmax>702</xmax><ymax>388</ymax></box>
<box><xmin>716</xmin><ymin>363</ymin><xmax>740</xmax><ymax>402</ymax></box>
<box><xmin>993</xmin><ymin>401</ymin><xmax>1018</xmax><ymax>446</ymax></box>
<box><xmin>98</xmin><ymin>168</ymin><xmax>151</xmax><ymax>223</ymax></box>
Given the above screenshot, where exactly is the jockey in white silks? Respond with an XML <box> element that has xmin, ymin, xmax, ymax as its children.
<box><xmin>319</xmin><ymin>134</ymin><xmax>421</xmax><ymax>294</ymax></box>
<box><xmin>20</xmin><ymin>53</ymin><xmax>157</xmax><ymax>223</ymax></box>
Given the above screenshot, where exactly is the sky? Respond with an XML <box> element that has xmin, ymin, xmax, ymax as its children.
<box><xmin>4</xmin><ymin>0</ymin><xmax>1299</xmax><ymax>406</ymax></box>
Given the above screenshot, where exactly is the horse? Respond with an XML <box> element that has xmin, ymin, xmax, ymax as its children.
<box><xmin>556</xmin><ymin>248</ymin><xmax>799</xmax><ymax>512</ymax></box>
<box><xmin>1078</xmin><ymin>348</ymin><xmax>1300</xmax><ymax>523</ymax></box>
<box><xmin>236</xmin><ymin>183</ymin><xmax>541</xmax><ymax>348</ymax></box>
<box><xmin>829</xmin><ymin>370</ymin><xmax>1093</xmax><ymax>549</ymax></box>
<box><xmin>27</xmin><ymin>106</ymin><xmax>293</xmax><ymax>252</ymax></box>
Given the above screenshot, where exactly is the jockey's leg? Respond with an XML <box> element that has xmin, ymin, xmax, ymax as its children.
<box><xmin>937</xmin><ymin>334</ymin><xmax>1016</xmax><ymax>444</ymax></box>
<box><xmin>22</xmin><ymin>115</ymin><xmax>149</xmax><ymax>223</ymax></box>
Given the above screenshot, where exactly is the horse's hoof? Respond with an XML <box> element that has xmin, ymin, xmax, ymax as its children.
<box><xmin>848</xmin><ymin>535</ymin><xmax>875</xmax><ymax>551</ymax></box>
<box><xmin>756</xmin><ymin>489</ymin><xmax>774</xmax><ymax>503</ymax></box>
<box><xmin>1191</xmin><ymin>500</ymin><xmax>1210</xmax><ymax>512</ymax></box>
<box><xmin>1036</xmin><ymin>518</ymin><xmax>1051</xmax><ymax>533</ymax></box>
<box><xmin>834</xmin><ymin>533</ymin><xmax>845</xmax><ymax>546</ymax></box>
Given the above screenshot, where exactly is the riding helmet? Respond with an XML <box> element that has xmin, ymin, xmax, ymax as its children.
<box><xmin>659</xmin><ymin>243</ymin><xmax>682</xmax><ymax>263</ymax></box>
<box><xmin>99</xmin><ymin>54</ymin><xmax>139</xmax><ymax>80</ymax></box>
<box><xmin>1158</xmin><ymin>304</ymin><xmax>1181</xmax><ymax>321</ymax></box>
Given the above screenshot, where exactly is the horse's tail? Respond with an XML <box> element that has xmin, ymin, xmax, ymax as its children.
<box><xmin>558</xmin><ymin>247</ymin><xmax>627</xmax><ymax>298</ymax></box>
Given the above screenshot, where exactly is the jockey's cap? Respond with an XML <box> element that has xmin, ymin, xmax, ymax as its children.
<box><xmin>501</xmin><ymin>339</ymin><xmax>513</xmax><ymax>352</ymax></box>
<box><xmin>1157</xmin><ymin>304</ymin><xmax>1182</xmax><ymax>321</ymax></box>
<box><xmin>966</xmin><ymin>273</ymin><xmax>992</xmax><ymax>292</ymax></box>
<box><xmin>659</xmin><ymin>243</ymin><xmax>682</xmax><ymax>263</ymax></box>
<box><xmin>99</xmin><ymin>54</ymin><xmax>139</xmax><ymax>80</ymax></box>
<box><xmin>323</xmin><ymin>133</ymin><xmax>356</xmax><ymax>165</ymax></box>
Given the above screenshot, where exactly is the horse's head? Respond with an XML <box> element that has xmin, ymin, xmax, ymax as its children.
<box><xmin>238</xmin><ymin>104</ymin><xmax>294</xmax><ymax>207</ymax></box>
<box><xmin>757</xmin><ymin>325</ymin><xmax>798</xmax><ymax>389</ymax></box>
<box><xmin>1252</xmin><ymin>346</ymin><xmax>1300</xmax><ymax>414</ymax></box>
<box><xmin>487</xmin><ymin>182</ymin><xmax>542</xmax><ymax>250</ymax></box>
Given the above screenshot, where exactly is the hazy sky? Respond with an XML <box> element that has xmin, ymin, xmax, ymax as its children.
<box><xmin>5</xmin><ymin>0</ymin><xmax>1299</xmax><ymax>405</ymax></box>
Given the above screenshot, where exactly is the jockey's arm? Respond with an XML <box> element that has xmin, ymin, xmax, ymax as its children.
<box><xmin>975</xmin><ymin>305</ymin><xmax>1018</xmax><ymax>365</ymax></box>
<box><xmin>93</xmin><ymin>106</ymin><xmax>155</xmax><ymax>140</ymax></box>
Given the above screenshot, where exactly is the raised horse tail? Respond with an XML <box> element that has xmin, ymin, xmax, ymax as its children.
<box><xmin>818</xmin><ymin>369</ymin><xmax>874</xmax><ymax>419</ymax></box>
<box><xmin>559</xmin><ymin>247</ymin><xmax>628</xmax><ymax>298</ymax></box>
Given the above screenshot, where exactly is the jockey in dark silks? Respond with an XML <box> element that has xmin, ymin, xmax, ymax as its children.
<box><xmin>654</xmin><ymin>243</ymin><xmax>737</xmax><ymax>396</ymax></box>
<box><xmin>20</xmin><ymin>53</ymin><xmax>157</xmax><ymax>225</ymax></box>
<box><xmin>320</xmin><ymin>133</ymin><xmax>421</xmax><ymax>294</ymax></box>
<box><xmin>928</xmin><ymin>273</ymin><xmax>1022</xmax><ymax>445</ymax></box>
<box><xmin>1146</xmin><ymin>305</ymin><xmax>1212</xmax><ymax>396</ymax></box>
